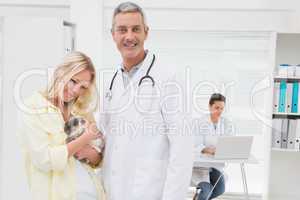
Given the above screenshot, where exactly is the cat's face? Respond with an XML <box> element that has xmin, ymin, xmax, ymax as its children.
<box><xmin>64</xmin><ymin>116</ymin><xmax>86</xmax><ymax>139</ymax></box>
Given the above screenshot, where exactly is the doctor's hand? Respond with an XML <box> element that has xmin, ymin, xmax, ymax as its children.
<box><xmin>201</xmin><ymin>146</ymin><xmax>216</xmax><ymax>155</ymax></box>
<box><xmin>75</xmin><ymin>145</ymin><xmax>102</xmax><ymax>166</ymax></box>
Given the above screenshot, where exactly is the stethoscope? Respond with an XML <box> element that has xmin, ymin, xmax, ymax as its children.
<box><xmin>105</xmin><ymin>54</ymin><xmax>156</xmax><ymax>101</ymax></box>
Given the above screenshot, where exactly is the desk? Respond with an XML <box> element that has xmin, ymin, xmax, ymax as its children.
<box><xmin>193</xmin><ymin>154</ymin><xmax>258</xmax><ymax>200</ymax></box>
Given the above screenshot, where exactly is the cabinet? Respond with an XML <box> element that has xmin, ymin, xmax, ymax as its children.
<box><xmin>267</xmin><ymin>33</ymin><xmax>300</xmax><ymax>200</ymax></box>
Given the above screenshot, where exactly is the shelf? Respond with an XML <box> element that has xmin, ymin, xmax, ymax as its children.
<box><xmin>273</xmin><ymin>113</ymin><xmax>300</xmax><ymax>119</ymax></box>
<box><xmin>268</xmin><ymin>33</ymin><xmax>300</xmax><ymax>200</ymax></box>
<box><xmin>274</xmin><ymin>76</ymin><xmax>300</xmax><ymax>82</ymax></box>
<box><xmin>272</xmin><ymin>148</ymin><xmax>300</xmax><ymax>152</ymax></box>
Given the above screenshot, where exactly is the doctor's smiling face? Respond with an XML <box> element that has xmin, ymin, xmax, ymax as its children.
<box><xmin>111</xmin><ymin>11</ymin><xmax>148</xmax><ymax>68</ymax></box>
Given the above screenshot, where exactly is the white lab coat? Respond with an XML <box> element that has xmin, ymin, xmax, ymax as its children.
<box><xmin>191</xmin><ymin>114</ymin><xmax>235</xmax><ymax>186</ymax></box>
<box><xmin>100</xmin><ymin>51</ymin><xmax>194</xmax><ymax>200</ymax></box>
<box><xmin>194</xmin><ymin>114</ymin><xmax>235</xmax><ymax>152</ymax></box>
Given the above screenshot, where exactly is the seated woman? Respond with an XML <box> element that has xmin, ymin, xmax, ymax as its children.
<box><xmin>18</xmin><ymin>51</ymin><xmax>106</xmax><ymax>200</ymax></box>
<box><xmin>192</xmin><ymin>93</ymin><xmax>235</xmax><ymax>200</ymax></box>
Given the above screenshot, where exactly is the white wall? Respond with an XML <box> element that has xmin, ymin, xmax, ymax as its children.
<box><xmin>1</xmin><ymin>0</ymin><xmax>300</xmax><ymax>199</ymax></box>
<box><xmin>70</xmin><ymin>0</ymin><xmax>103</xmax><ymax>68</ymax></box>
<box><xmin>0</xmin><ymin>3</ymin><xmax>69</xmax><ymax>200</ymax></box>
<box><xmin>103</xmin><ymin>0</ymin><xmax>300</xmax><ymax>32</ymax></box>
<box><xmin>0</xmin><ymin>18</ymin><xmax>3</xmax><ymax>200</ymax></box>
<box><xmin>104</xmin><ymin>0</ymin><xmax>299</xmax><ymax>10</ymax></box>
<box><xmin>0</xmin><ymin>0</ymin><xmax>69</xmax><ymax>6</ymax></box>
<box><xmin>0</xmin><ymin>3</ymin><xmax>69</xmax><ymax>17</ymax></box>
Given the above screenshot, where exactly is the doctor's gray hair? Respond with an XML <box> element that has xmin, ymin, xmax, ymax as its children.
<box><xmin>111</xmin><ymin>1</ymin><xmax>148</xmax><ymax>30</ymax></box>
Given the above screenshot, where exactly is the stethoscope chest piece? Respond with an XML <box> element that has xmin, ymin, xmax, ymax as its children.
<box><xmin>105</xmin><ymin>91</ymin><xmax>112</xmax><ymax>101</ymax></box>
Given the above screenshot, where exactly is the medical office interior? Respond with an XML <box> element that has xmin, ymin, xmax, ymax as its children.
<box><xmin>1</xmin><ymin>0</ymin><xmax>300</xmax><ymax>200</ymax></box>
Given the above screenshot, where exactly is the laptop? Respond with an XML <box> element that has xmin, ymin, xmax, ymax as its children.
<box><xmin>203</xmin><ymin>136</ymin><xmax>254</xmax><ymax>160</ymax></box>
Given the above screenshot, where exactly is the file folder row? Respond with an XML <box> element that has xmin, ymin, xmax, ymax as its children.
<box><xmin>272</xmin><ymin>119</ymin><xmax>300</xmax><ymax>150</ymax></box>
<box><xmin>273</xmin><ymin>81</ymin><xmax>299</xmax><ymax>113</ymax></box>
<box><xmin>277</xmin><ymin>64</ymin><xmax>300</xmax><ymax>78</ymax></box>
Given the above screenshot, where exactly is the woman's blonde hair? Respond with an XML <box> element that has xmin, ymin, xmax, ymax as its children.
<box><xmin>45</xmin><ymin>51</ymin><xmax>98</xmax><ymax>115</ymax></box>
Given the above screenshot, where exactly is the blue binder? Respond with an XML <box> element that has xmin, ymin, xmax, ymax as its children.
<box><xmin>291</xmin><ymin>82</ymin><xmax>299</xmax><ymax>113</ymax></box>
<box><xmin>278</xmin><ymin>81</ymin><xmax>287</xmax><ymax>112</ymax></box>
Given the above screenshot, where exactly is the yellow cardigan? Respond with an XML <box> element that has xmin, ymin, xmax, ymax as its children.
<box><xmin>17</xmin><ymin>92</ymin><xmax>105</xmax><ymax>200</ymax></box>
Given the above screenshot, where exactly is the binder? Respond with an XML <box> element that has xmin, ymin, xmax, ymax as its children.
<box><xmin>291</xmin><ymin>82</ymin><xmax>299</xmax><ymax>113</ymax></box>
<box><xmin>287</xmin><ymin>119</ymin><xmax>297</xmax><ymax>149</ymax></box>
<box><xmin>272</xmin><ymin>118</ymin><xmax>282</xmax><ymax>148</ymax></box>
<box><xmin>278</xmin><ymin>64</ymin><xmax>295</xmax><ymax>77</ymax></box>
<box><xmin>281</xmin><ymin>119</ymin><xmax>289</xmax><ymax>148</ymax></box>
<box><xmin>278</xmin><ymin>81</ymin><xmax>287</xmax><ymax>113</ymax></box>
<box><xmin>286</xmin><ymin>83</ymin><xmax>293</xmax><ymax>113</ymax></box>
<box><xmin>295</xmin><ymin>64</ymin><xmax>300</xmax><ymax>78</ymax></box>
<box><xmin>273</xmin><ymin>82</ymin><xmax>280</xmax><ymax>113</ymax></box>
<box><xmin>287</xmin><ymin>65</ymin><xmax>295</xmax><ymax>78</ymax></box>
<box><xmin>278</xmin><ymin>64</ymin><xmax>289</xmax><ymax>77</ymax></box>
<box><xmin>295</xmin><ymin>120</ymin><xmax>300</xmax><ymax>150</ymax></box>
<box><xmin>298</xmin><ymin>88</ymin><xmax>300</xmax><ymax>114</ymax></box>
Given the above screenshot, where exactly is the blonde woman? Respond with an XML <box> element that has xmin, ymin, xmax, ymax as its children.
<box><xmin>18</xmin><ymin>51</ymin><xmax>105</xmax><ymax>200</ymax></box>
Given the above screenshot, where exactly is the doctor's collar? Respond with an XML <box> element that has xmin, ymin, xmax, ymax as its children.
<box><xmin>119</xmin><ymin>50</ymin><xmax>149</xmax><ymax>72</ymax></box>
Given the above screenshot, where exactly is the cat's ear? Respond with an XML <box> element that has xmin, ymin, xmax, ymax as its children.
<box><xmin>64</xmin><ymin>124</ymin><xmax>71</xmax><ymax>135</ymax></box>
<box><xmin>80</xmin><ymin>118</ymin><xmax>87</xmax><ymax>126</ymax></box>
<box><xmin>72</xmin><ymin>118</ymin><xmax>79</xmax><ymax>126</ymax></box>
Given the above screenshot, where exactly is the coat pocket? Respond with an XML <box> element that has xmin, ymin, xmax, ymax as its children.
<box><xmin>132</xmin><ymin>158</ymin><xmax>167</xmax><ymax>200</ymax></box>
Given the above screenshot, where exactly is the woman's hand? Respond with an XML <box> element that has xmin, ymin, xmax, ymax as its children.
<box><xmin>67</xmin><ymin>121</ymin><xmax>101</xmax><ymax>158</ymax></box>
<box><xmin>201</xmin><ymin>146</ymin><xmax>216</xmax><ymax>155</ymax></box>
<box><xmin>81</xmin><ymin>122</ymin><xmax>101</xmax><ymax>141</ymax></box>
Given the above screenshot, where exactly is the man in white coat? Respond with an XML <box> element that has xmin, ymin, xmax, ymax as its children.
<box><xmin>100</xmin><ymin>2</ymin><xmax>194</xmax><ymax>200</ymax></box>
